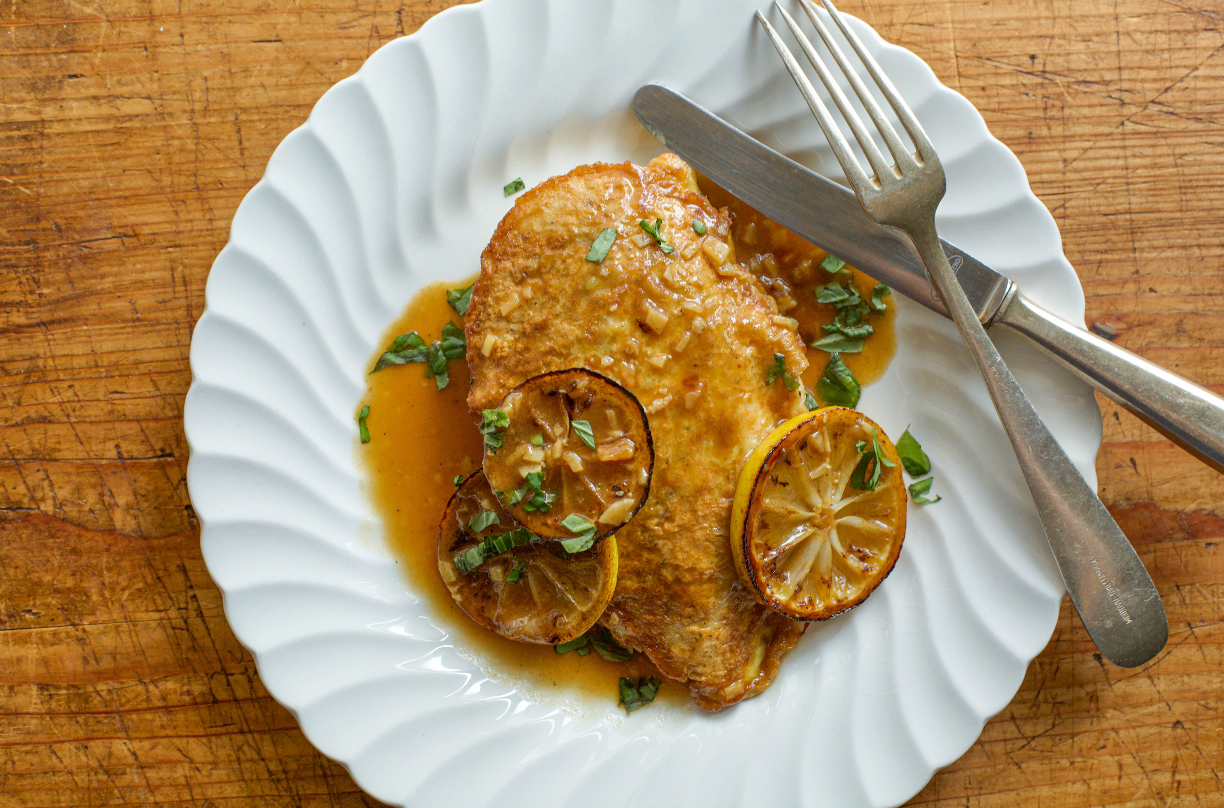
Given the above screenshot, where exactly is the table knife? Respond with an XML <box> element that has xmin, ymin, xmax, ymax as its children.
<box><xmin>634</xmin><ymin>83</ymin><xmax>1224</xmax><ymax>475</ymax></box>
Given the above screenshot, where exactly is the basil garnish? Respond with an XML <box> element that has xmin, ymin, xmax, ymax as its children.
<box><xmin>467</xmin><ymin>509</ymin><xmax>501</xmax><ymax>534</ymax></box>
<box><xmin>816</xmin><ymin>353</ymin><xmax>860</xmax><ymax>408</ymax></box>
<box><xmin>504</xmin><ymin>177</ymin><xmax>525</xmax><ymax>196</ymax></box>
<box><xmin>453</xmin><ymin>526</ymin><xmax>538</xmax><ymax>573</ymax></box>
<box><xmin>480</xmin><ymin>409</ymin><xmax>510</xmax><ymax>452</ymax></box>
<box><xmin>638</xmin><ymin>218</ymin><xmax>673</xmax><ymax>254</ymax></box>
<box><xmin>571</xmin><ymin>419</ymin><xmax>595</xmax><ymax>450</ymax></box>
<box><xmin>447</xmin><ymin>284</ymin><xmax>474</xmax><ymax>315</ymax></box>
<box><xmin>895</xmin><ymin>427</ymin><xmax>931</xmax><ymax>476</ymax></box>
<box><xmin>357</xmin><ymin>405</ymin><xmax>370</xmax><ymax>444</ymax></box>
<box><xmin>586</xmin><ymin>228</ymin><xmax>618</xmax><ymax>262</ymax></box>
<box><xmin>507</xmin><ymin>555</ymin><xmax>527</xmax><ymax>584</ymax></box>
<box><xmin>821</xmin><ymin>254</ymin><xmax>847</xmax><ymax>274</ymax></box>
<box><xmin>559</xmin><ymin>513</ymin><xmax>597</xmax><ymax>553</ymax></box>
<box><xmin>692</xmin><ymin>219</ymin><xmax>707</xmax><ymax>235</ymax></box>
<box><xmin>909</xmin><ymin>476</ymin><xmax>942</xmax><ymax>504</ymax></box>
<box><xmin>619</xmin><ymin>677</ymin><xmax>661</xmax><ymax>713</ymax></box>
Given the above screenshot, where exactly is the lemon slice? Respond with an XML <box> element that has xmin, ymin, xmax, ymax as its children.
<box><xmin>437</xmin><ymin>470</ymin><xmax>618</xmax><ymax>644</ymax></box>
<box><xmin>731</xmin><ymin>407</ymin><xmax>906</xmax><ymax>621</ymax></box>
<box><xmin>482</xmin><ymin>369</ymin><xmax>653</xmax><ymax>543</ymax></box>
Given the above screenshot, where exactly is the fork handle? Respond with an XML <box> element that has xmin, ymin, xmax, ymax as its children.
<box><xmin>908</xmin><ymin>224</ymin><xmax>1168</xmax><ymax>667</ymax></box>
<box><xmin>993</xmin><ymin>291</ymin><xmax>1224</xmax><ymax>476</ymax></box>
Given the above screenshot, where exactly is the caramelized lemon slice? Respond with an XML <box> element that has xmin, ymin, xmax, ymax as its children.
<box><xmin>731</xmin><ymin>407</ymin><xmax>906</xmax><ymax>621</ymax></box>
<box><xmin>438</xmin><ymin>470</ymin><xmax>618</xmax><ymax>644</ymax></box>
<box><xmin>482</xmin><ymin>369</ymin><xmax>653</xmax><ymax>543</ymax></box>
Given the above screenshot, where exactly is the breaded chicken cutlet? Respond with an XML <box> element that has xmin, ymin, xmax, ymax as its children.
<box><xmin>465</xmin><ymin>154</ymin><xmax>808</xmax><ymax>709</ymax></box>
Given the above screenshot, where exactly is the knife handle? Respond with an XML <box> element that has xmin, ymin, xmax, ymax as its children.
<box><xmin>994</xmin><ymin>290</ymin><xmax>1224</xmax><ymax>475</ymax></box>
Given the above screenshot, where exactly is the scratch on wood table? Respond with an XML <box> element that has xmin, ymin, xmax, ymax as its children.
<box><xmin>0</xmin><ymin>0</ymin><xmax>1220</xmax><ymax>805</ymax></box>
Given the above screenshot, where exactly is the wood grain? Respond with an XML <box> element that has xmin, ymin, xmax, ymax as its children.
<box><xmin>1</xmin><ymin>0</ymin><xmax>1220</xmax><ymax>805</ymax></box>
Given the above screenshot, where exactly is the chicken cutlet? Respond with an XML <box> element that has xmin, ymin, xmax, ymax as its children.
<box><xmin>465</xmin><ymin>154</ymin><xmax>808</xmax><ymax>709</ymax></box>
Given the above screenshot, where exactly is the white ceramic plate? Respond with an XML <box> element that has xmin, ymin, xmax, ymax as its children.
<box><xmin>185</xmin><ymin>1</ymin><xmax>1101</xmax><ymax>805</ymax></box>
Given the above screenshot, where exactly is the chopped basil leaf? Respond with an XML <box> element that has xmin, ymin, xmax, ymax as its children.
<box><xmin>571</xmin><ymin>419</ymin><xmax>596</xmax><ymax>450</ymax></box>
<box><xmin>453</xmin><ymin>526</ymin><xmax>538</xmax><ymax>573</ymax></box>
<box><xmin>782</xmin><ymin>372</ymin><xmax>800</xmax><ymax>392</ymax></box>
<box><xmin>895</xmin><ymin>427</ymin><xmax>931</xmax><ymax>476</ymax></box>
<box><xmin>874</xmin><ymin>427</ymin><xmax>897</xmax><ymax>469</ymax></box>
<box><xmin>357</xmin><ymin>405</ymin><xmax>370</xmax><ymax>444</ymax></box>
<box><xmin>480</xmin><ymin>409</ymin><xmax>510</xmax><ymax>452</ymax></box>
<box><xmin>590</xmin><ymin>632</ymin><xmax>634</xmax><ymax>662</ymax></box>
<box><xmin>804</xmin><ymin>386</ymin><xmax>820</xmax><ymax>411</ymax></box>
<box><xmin>638</xmin><ymin>218</ymin><xmax>674</xmax><ymax>254</ymax></box>
<box><xmin>821</xmin><ymin>254</ymin><xmax>847</xmax><ymax>274</ymax></box>
<box><xmin>467</xmin><ymin>510</ymin><xmax>501</xmax><ymax>534</ymax></box>
<box><xmin>425</xmin><ymin>343</ymin><xmax>449</xmax><ymax>390</ymax></box>
<box><xmin>692</xmin><ymin>219</ymin><xmax>707</xmax><ymax>235</ymax></box>
<box><xmin>453</xmin><ymin>474</ymin><xmax>464</xmax><ymax>487</ymax></box>
<box><xmin>619</xmin><ymin>677</ymin><xmax>661</xmax><ymax>713</ymax></box>
<box><xmin>810</xmin><ymin>333</ymin><xmax>865</xmax><ymax>353</ymax></box>
<box><xmin>816</xmin><ymin>353</ymin><xmax>860</xmax><ymax>408</ymax></box>
<box><xmin>850</xmin><ymin>427</ymin><xmax>896</xmax><ymax>491</ymax></box>
<box><xmin>909</xmin><ymin>476</ymin><xmax>942</xmax><ymax>504</ymax></box>
<box><xmin>822</xmin><ymin>319</ymin><xmax>874</xmax><ymax>339</ymax></box>
<box><xmin>555</xmin><ymin>636</ymin><xmax>589</xmax><ymax>655</ymax></box>
<box><xmin>447</xmin><ymin>284</ymin><xmax>474</xmax><ymax>315</ymax></box>
<box><xmin>439</xmin><ymin>321</ymin><xmax>466</xmax><ymax>360</ymax></box>
<box><xmin>504</xmin><ymin>177</ymin><xmax>525</xmax><ymax>196</ymax></box>
<box><xmin>505</xmin><ymin>471</ymin><xmax>556</xmax><ymax>514</ymax></box>
<box><xmin>507</xmin><ymin>555</ymin><xmax>527</xmax><ymax>584</ymax></box>
<box><xmin>559</xmin><ymin>513</ymin><xmax>597</xmax><ymax>553</ymax></box>
<box><xmin>530</xmin><ymin>434</ymin><xmax>544</xmax><ymax>447</ymax></box>
<box><xmin>814</xmin><ymin>282</ymin><xmax>850</xmax><ymax>304</ymax></box>
<box><xmin>372</xmin><ymin>331</ymin><xmax>429</xmax><ymax>371</ymax></box>
<box><xmin>586</xmin><ymin>228</ymin><xmax>618</xmax><ymax>262</ymax></box>
<box><xmin>765</xmin><ymin>352</ymin><xmax>786</xmax><ymax>385</ymax></box>
<box><xmin>870</xmin><ymin>284</ymin><xmax>891</xmax><ymax>312</ymax></box>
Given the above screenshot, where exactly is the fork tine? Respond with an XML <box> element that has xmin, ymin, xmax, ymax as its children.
<box><xmin>771</xmin><ymin>3</ymin><xmax>894</xmax><ymax>185</ymax></box>
<box><xmin>816</xmin><ymin>0</ymin><xmax>937</xmax><ymax>165</ymax></box>
<box><xmin>797</xmin><ymin>0</ymin><xmax>918</xmax><ymax>172</ymax></box>
<box><xmin>754</xmin><ymin>11</ymin><xmax>876</xmax><ymax>196</ymax></box>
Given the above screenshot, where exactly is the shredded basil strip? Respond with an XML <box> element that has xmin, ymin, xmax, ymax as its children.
<box><xmin>571</xmin><ymin>419</ymin><xmax>596</xmax><ymax>450</ymax></box>
<box><xmin>814</xmin><ymin>281</ymin><xmax>850</xmax><ymax>304</ymax></box>
<box><xmin>804</xmin><ymin>386</ymin><xmax>820</xmax><ymax>411</ymax></box>
<box><xmin>447</xmin><ymin>284</ymin><xmax>474</xmax><ymax>315</ymax></box>
<box><xmin>638</xmin><ymin>218</ymin><xmax>674</xmax><ymax>254</ymax></box>
<box><xmin>619</xmin><ymin>677</ymin><xmax>662</xmax><ymax>714</ymax></box>
<box><xmin>559</xmin><ymin>513</ymin><xmax>597</xmax><ymax>553</ymax></box>
<box><xmin>453</xmin><ymin>526</ymin><xmax>538</xmax><ymax>573</ymax></box>
<box><xmin>373</xmin><ymin>324</ymin><xmax>465</xmax><ymax>385</ymax></box>
<box><xmin>467</xmin><ymin>509</ymin><xmax>500</xmax><ymax>534</ymax></box>
<box><xmin>480</xmin><ymin>409</ymin><xmax>510</xmax><ymax>452</ymax></box>
<box><xmin>816</xmin><ymin>353</ymin><xmax>860</xmax><ymax>408</ymax></box>
<box><xmin>530</xmin><ymin>434</ymin><xmax>544</xmax><ymax>447</ymax></box>
<box><xmin>586</xmin><ymin>228</ymin><xmax>618</xmax><ymax>262</ymax></box>
<box><xmin>507</xmin><ymin>555</ymin><xmax>527</xmax><ymax>584</ymax></box>
<box><xmin>850</xmin><ymin>427</ymin><xmax>896</xmax><ymax>491</ymax></box>
<box><xmin>453</xmin><ymin>474</ymin><xmax>465</xmax><ymax>487</ymax></box>
<box><xmin>555</xmin><ymin>636</ymin><xmax>589</xmax><ymax>655</ymax></box>
<box><xmin>765</xmin><ymin>352</ymin><xmax>786</xmax><ymax>386</ymax></box>
<box><xmin>896</xmin><ymin>427</ymin><xmax>931</xmax><ymax>476</ymax></box>
<box><xmin>810</xmin><ymin>333</ymin><xmax>865</xmax><ymax>354</ymax></box>
<box><xmin>692</xmin><ymin>219</ymin><xmax>707</xmax><ymax>235</ymax></box>
<box><xmin>823</xmin><ymin>320</ymin><xmax>874</xmax><ymax>339</ymax></box>
<box><xmin>870</xmin><ymin>284</ymin><xmax>891</xmax><ymax>313</ymax></box>
<box><xmin>501</xmin><ymin>471</ymin><xmax>556</xmax><ymax>514</ymax></box>
<box><xmin>909</xmin><ymin>476</ymin><xmax>942</xmax><ymax>504</ymax></box>
<box><xmin>590</xmin><ymin>632</ymin><xmax>634</xmax><ymax>662</ymax></box>
<box><xmin>357</xmin><ymin>405</ymin><xmax>370</xmax><ymax>444</ymax></box>
<box><xmin>504</xmin><ymin>177</ymin><xmax>525</xmax><ymax>196</ymax></box>
<box><xmin>372</xmin><ymin>331</ymin><xmax>428</xmax><ymax>371</ymax></box>
<box><xmin>821</xmin><ymin>254</ymin><xmax>848</xmax><ymax>274</ymax></box>
<box><xmin>782</xmin><ymin>372</ymin><xmax>800</xmax><ymax>392</ymax></box>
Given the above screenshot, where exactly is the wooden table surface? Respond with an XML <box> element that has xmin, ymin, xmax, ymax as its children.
<box><xmin>2</xmin><ymin>0</ymin><xmax>1221</xmax><ymax>805</ymax></box>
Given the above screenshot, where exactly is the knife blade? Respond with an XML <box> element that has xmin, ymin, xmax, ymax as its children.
<box><xmin>633</xmin><ymin>82</ymin><xmax>1224</xmax><ymax>477</ymax></box>
<box><xmin>633</xmin><ymin>83</ymin><xmax>1012</xmax><ymax>323</ymax></box>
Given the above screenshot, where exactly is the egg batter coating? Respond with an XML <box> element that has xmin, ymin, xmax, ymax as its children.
<box><xmin>466</xmin><ymin>154</ymin><xmax>808</xmax><ymax>709</ymax></box>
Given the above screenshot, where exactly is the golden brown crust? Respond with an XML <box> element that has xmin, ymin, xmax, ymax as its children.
<box><xmin>466</xmin><ymin>153</ymin><xmax>808</xmax><ymax>708</ymax></box>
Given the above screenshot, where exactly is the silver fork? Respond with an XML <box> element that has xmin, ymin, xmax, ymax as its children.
<box><xmin>759</xmin><ymin>0</ymin><xmax>1167</xmax><ymax>667</ymax></box>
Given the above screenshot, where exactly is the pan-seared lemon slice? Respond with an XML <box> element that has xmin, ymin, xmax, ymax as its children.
<box><xmin>482</xmin><ymin>369</ymin><xmax>653</xmax><ymax>543</ymax></box>
<box><xmin>438</xmin><ymin>470</ymin><xmax>618</xmax><ymax>644</ymax></box>
<box><xmin>731</xmin><ymin>407</ymin><xmax>906</xmax><ymax>621</ymax></box>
